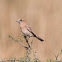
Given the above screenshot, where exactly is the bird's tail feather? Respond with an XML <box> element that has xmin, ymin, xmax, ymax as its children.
<box><xmin>35</xmin><ymin>36</ymin><xmax>44</xmax><ymax>41</ymax></box>
<box><xmin>28</xmin><ymin>30</ymin><xmax>44</xmax><ymax>41</ymax></box>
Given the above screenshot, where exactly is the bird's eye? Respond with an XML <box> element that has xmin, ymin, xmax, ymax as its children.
<box><xmin>19</xmin><ymin>19</ymin><xmax>22</xmax><ymax>21</ymax></box>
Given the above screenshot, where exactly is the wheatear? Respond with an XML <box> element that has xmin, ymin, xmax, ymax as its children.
<box><xmin>16</xmin><ymin>19</ymin><xmax>44</xmax><ymax>42</ymax></box>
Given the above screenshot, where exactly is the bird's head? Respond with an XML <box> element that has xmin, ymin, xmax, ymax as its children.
<box><xmin>16</xmin><ymin>19</ymin><xmax>23</xmax><ymax>23</ymax></box>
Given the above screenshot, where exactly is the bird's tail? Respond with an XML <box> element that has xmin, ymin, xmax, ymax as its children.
<box><xmin>28</xmin><ymin>30</ymin><xmax>44</xmax><ymax>41</ymax></box>
<box><xmin>35</xmin><ymin>35</ymin><xmax>44</xmax><ymax>41</ymax></box>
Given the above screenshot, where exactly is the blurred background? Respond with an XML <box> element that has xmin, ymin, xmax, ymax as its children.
<box><xmin>0</xmin><ymin>0</ymin><xmax>62</xmax><ymax>61</ymax></box>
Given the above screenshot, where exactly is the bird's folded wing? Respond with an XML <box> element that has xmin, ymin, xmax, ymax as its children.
<box><xmin>25</xmin><ymin>25</ymin><xmax>32</xmax><ymax>31</ymax></box>
<box><xmin>26</xmin><ymin>26</ymin><xmax>37</xmax><ymax>37</ymax></box>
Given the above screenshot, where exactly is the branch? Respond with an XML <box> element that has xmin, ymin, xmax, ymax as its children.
<box><xmin>30</xmin><ymin>40</ymin><xmax>33</xmax><ymax>47</ymax></box>
<box><xmin>25</xmin><ymin>40</ymin><xmax>33</xmax><ymax>62</ymax></box>
<box><xmin>23</xmin><ymin>35</ymin><xmax>30</xmax><ymax>48</ymax></box>
<box><xmin>33</xmin><ymin>52</ymin><xmax>38</xmax><ymax>62</ymax></box>
<box><xmin>8</xmin><ymin>35</ymin><xmax>28</xmax><ymax>49</ymax></box>
<box><xmin>55</xmin><ymin>53</ymin><xmax>59</xmax><ymax>60</ymax></box>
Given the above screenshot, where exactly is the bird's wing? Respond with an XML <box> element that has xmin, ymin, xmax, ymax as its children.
<box><xmin>26</xmin><ymin>25</ymin><xmax>36</xmax><ymax>37</ymax></box>
<box><xmin>25</xmin><ymin>25</ymin><xmax>32</xmax><ymax>31</ymax></box>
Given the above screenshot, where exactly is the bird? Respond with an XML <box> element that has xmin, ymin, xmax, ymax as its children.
<box><xmin>16</xmin><ymin>19</ymin><xmax>44</xmax><ymax>42</ymax></box>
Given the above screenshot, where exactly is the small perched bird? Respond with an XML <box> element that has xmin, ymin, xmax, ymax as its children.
<box><xmin>16</xmin><ymin>19</ymin><xmax>44</xmax><ymax>42</ymax></box>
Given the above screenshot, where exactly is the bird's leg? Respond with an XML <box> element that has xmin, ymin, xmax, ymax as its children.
<box><xmin>24</xmin><ymin>35</ymin><xmax>27</xmax><ymax>39</ymax></box>
<box><xmin>24</xmin><ymin>35</ymin><xmax>30</xmax><ymax>47</ymax></box>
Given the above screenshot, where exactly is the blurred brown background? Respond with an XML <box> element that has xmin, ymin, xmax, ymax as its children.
<box><xmin>0</xmin><ymin>0</ymin><xmax>62</xmax><ymax>61</ymax></box>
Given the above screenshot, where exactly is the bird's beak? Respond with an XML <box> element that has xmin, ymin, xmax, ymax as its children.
<box><xmin>16</xmin><ymin>21</ymin><xmax>18</xmax><ymax>22</ymax></box>
<box><xmin>16</xmin><ymin>20</ymin><xmax>20</xmax><ymax>23</ymax></box>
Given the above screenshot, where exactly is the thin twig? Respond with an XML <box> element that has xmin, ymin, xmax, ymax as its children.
<box><xmin>30</xmin><ymin>40</ymin><xmax>33</xmax><ymax>47</ymax></box>
<box><xmin>8</xmin><ymin>35</ymin><xmax>28</xmax><ymax>49</ymax></box>
<box><xmin>25</xmin><ymin>40</ymin><xmax>33</xmax><ymax>62</ymax></box>
<box><xmin>55</xmin><ymin>53</ymin><xmax>59</xmax><ymax>60</ymax></box>
<box><xmin>33</xmin><ymin>52</ymin><xmax>38</xmax><ymax>62</ymax></box>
